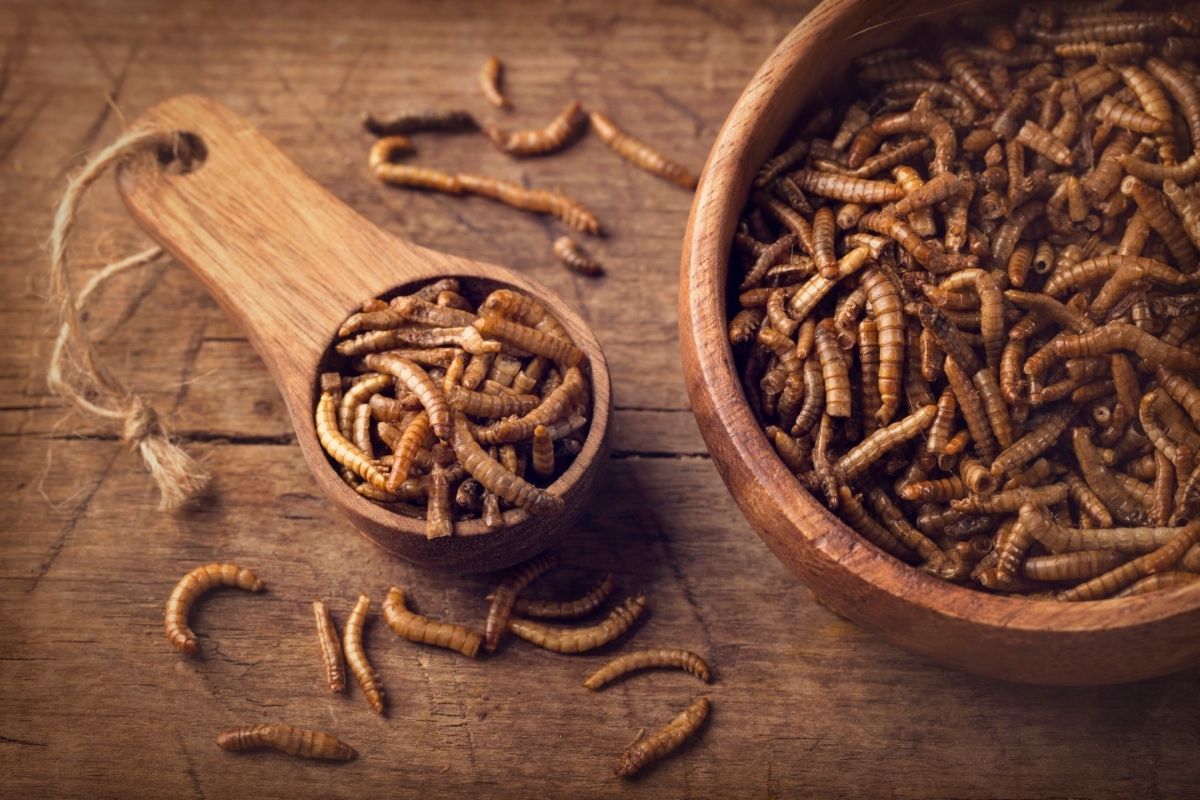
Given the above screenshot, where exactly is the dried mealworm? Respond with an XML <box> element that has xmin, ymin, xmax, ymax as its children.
<box><xmin>553</xmin><ymin>236</ymin><xmax>603</xmax><ymax>276</ymax></box>
<box><xmin>1115</xmin><ymin>571</ymin><xmax>1200</xmax><ymax>596</ymax></box>
<box><xmin>457</xmin><ymin>172</ymin><xmax>601</xmax><ymax>234</ymax></box>
<box><xmin>614</xmin><ymin>697</ymin><xmax>709</xmax><ymax>779</ymax></box>
<box><xmin>1058</xmin><ymin>519</ymin><xmax>1200</xmax><ymax>601</ymax></box>
<box><xmin>479</xmin><ymin>55</ymin><xmax>509</xmax><ymax>108</ymax></box>
<box><xmin>317</xmin><ymin>393</ymin><xmax>388</xmax><ymax>490</ymax></box>
<box><xmin>217</xmin><ymin>724</ymin><xmax>355</xmax><ymax>761</ymax></box>
<box><xmin>382</xmin><ymin>587</ymin><xmax>481</xmax><ymax>657</ymax></box>
<box><xmin>164</xmin><ymin>563</ymin><xmax>264</xmax><ymax>655</ymax></box>
<box><xmin>529</xmin><ymin>424</ymin><xmax>555</xmax><ymax>477</ymax></box>
<box><xmin>1073</xmin><ymin>427</ymin><xmax>1152</xmax><ymax>525</ymax></box>
<box><xmin>485</xmin><ymin>551</ymin><xmax>560</xmax><ymax>652</ymax></box>
<box><xmin>814</xmin><ymin>319</ymin><xmax>851</xmax><ymax>417</ymax></box>
<box><xmin>473</xmin><ymin>314</ymin><xmax>585</xmax><ymax>368</ymax></box>
<box><xmin>951</xmin><ymin>484</ymin><xmax>1069</xmax><ymax>515</ymax></box>
<box><xmin>1023</xmin><ymin>550</ymin><xmax>1127</xmax><ymax>582</ymax></box>
<box><xmin>866</xmin><ymin>486</ymin><xmax>949</xmax><ymax>573</ymax></box>
<box><xmin>584</xmin><ymin>648</ymin><xmax>711</xmax><ymax>690</ymax></box>
<box><xmin>343</xmin><ymin>593</ymin><xmax>385</xmax><ymax>714</ymax></box>
<box><xmin>446</xmin><ymin>385</ymin><xmax>540</xmax><ymax>418</ymax></box>
<box><xmin>502</xmin><ymin>573</ymin><xmax>616</xmax><ymax>620</ymax></box>
<box><xmin>990</xmin><ymin>406</ymin><xmax>1074</xmax><ymax>476</ymax></box>
<box><xmin>352</xmin><ymin>403</ymin><xmax>374</xmax><ymax>458</ymax></box>
<box><xmin>1052</xmin><ymin>323</ymin><xmax>1200</xmax><ymax>370</ymax></box>
<box><xmin>450</xmin><ymin>413</ymin><xmax>563</xmax><ymax>516</ymax></box>
<box><xmin>508</xmin><ymin>594</ymin><xmax>646</xmax><ymax>654</ymax></box>
<box><xmin>944</xmin><ymin>356</ymin><xmax>999</xmax><ymax>461</ymax></box>
<box><xmin>362</xmin><ymin>354</ymin><xmax>452</xmax><ymax>439</ymax></box>
<box><xmin>362</xmin><ymin>109</ymin><xmax>477</xmax><ymax>135</ymax></box>
<box><xmin>861</xmin><ymin>267</ymin><xmax>904</xmax><ymax>423</ymax></box>
<box><xmin>835</xmin><ymin>404</ymin><xmax>937</xmax><ymax>483</ymax></box>
<box><xmin>312</xmin><ymin>600</ymin><xmax>345</xmax><ymax>693</ymax></box>
<box><xmin>589</xmin><ymin>111</ymin><xmax>698</xmax><ymax>190</ymax></box>
<box><xmin>425</xmin><ymin>461</ymin><xmax>453</xmax><ymax>539</ymax></box>
<box><xmin>484</xmin><ymin>100</ymin><xmax>586</xmax><ymax>157</ymax></box>
<box><xmin>941</xmin><ymin>44</ymin><xmax>1001</xmax><ymax>110</ymax></box>
<box><xmin>473</xmin><ymin>367</ymin><xmax>588</xmax><ymax>445</ymax></box>
<box><xmin>812</xmin><ymin>207</ymin><xmax>837</xmax><ymax>279</ymax></box>
<box><xmin>789</xmin><ymin>169</ymin><xmax>904</xmax><ymax>204</ymax></box>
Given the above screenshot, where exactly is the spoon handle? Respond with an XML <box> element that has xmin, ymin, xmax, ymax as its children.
<box><xmin>116</xmin><ymin>94</ymin><xmax>450</xmax><ymax>390</ymax></box>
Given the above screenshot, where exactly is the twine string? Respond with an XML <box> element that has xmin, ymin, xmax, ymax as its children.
<box><xmin>46</xmin><ymin>126</ymin><xmax>212</xmax><ymax>510</ymax></box>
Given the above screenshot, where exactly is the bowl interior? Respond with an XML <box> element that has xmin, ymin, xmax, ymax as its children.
<box><xmin>680</xmin><ymin>0</ymin><xmax>1200</xmax><ymax>683</ymax></box>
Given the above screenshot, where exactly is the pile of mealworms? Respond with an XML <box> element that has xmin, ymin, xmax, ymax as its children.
<box><xmin>316</xmin><ymin>281</ymin><xmax>589</xmax><ymax>537</ymax></box>
<box><xmin>729</xmin><ymin>5</ymin><xmax>1200</xmax><ymax>598</ymax></box>
<box><xmin>163</xmin><ymin>555</ymin><xmax>711</xmax><ymax>777</ymax></box>
<box><xmin>361</xmin><ymin>54</ymin><xmax>700</xmax><ymax>277</ymax></box>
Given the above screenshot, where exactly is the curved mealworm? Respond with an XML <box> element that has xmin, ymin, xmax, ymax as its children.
<box><xmin>473</xmin><ymin>367</ymin><xmax>588</xmax><ymax>445</ymax></box>
<box><xmin>362</xmin><ymin>354</ymin><xmax>451</xmax><ymax>440</ymax></box>
<box><xmin>338</xmin><ymin>373</ymin><xmax>392</xmax><ymax>435</ymax></box>
<box><xmin>588</xmin><ymin>111</ymin><xmax>698</xmax><ymax>190</ymax></box>
<box><xmin>951</xmin><ymin>484</ymin><xmax>1068</xmax><ymax>515</ymax></box>
<box><xmin>473</xmin><ymin>314</ymin><xmax>585</xmax><ymax>368</ymax></box>
<box><xmin>317</xmin><ymin>392</ymin><xmax>388</xmax><ymax>490</ymax></box>
<box><xmin>484</xmin><ymin>100</ymin><xmax>586</xmax><ymax>157</ymax></box>
<box><xmin>217</xmin><ymin>724</ymin><xmax>355</xmax><ymax>761</ymax></box>
<box><xmin>446</xmin><ymin>385</ymin><xmax>540</xmax><ymax>418</ymax></box>
<box><xmin>789</xmin><ymin>170</ymin><xmax>904</xmax><ymax>204</ymax></box>
<box><xmin>498</xmin><ymin>573</ymin><xmax>616</xmax><ymax>620</ymax></box>
<box><xmin>450</xmin><ymin>412</ymin><xmax>563</xmax><ymax>516</ymax></box>
<box><xmin>584</xmin><ymin>648</ymin><xmax>711</xmax><ymax>690</ymax></box>
<box><xmin>382</xmin><ymin>586</ymin><xmax>481</xmax><ymax>657</ymax></box>
<box><xmin>164</xmin><ymin>563</ymin><xmax>264</xmax><ymax>655</ymax></box>
<box><xmin>614</xmin><ymin>696</ymin><xmax>709</xmax><ymax>779</ymax></box>
<box><xmin>940</xmin><ymin>44</ymin><xmax>1001</xmax><ymax>110</ymax></box>
<box><xmin>553</xmin><ymin>236</ymin><xmax>603</xmax><ymax>276</ymax></box>
<box><xmin>507</xmin><ymin>594</ymin><xmax>646</xmax><ymax>654</ymax></box>
<box><xmin>990</xmin><ymin>406</ymin><xmax>1074</xmax><ymax>476</ymax></box>
<box><xmin>456</xmin><ymin>172</ymin><xmax>601</xmax><ymax>234</ymax></box>
<box><xmin>865</xmin><ymin>486</ymin><xmax>949</xmax><ymax>574</ymax></box>
<box><xmin>479</xmin><ymin>55</ymin><xmax>509</xmax><ymax>108</ymax></box>
<box><xmin>1057</xmin><ymin>519</ymin><xmax>1200</xmax><ymax>602</ymax></box>
<box><xmin>1052</xmin><ymin>323</ymin><xmax>1200</xmax><ymax>370</ymax></box>
<box><xmin>485</xmin><ymin>551</ymin><xmax>560</xmax><ymax>653</ymax></box>
<box><xmin>835</xmin><ymin>404</ymin><xmax>936</xmax><ymax>483</ymax></box>
<box><xmin>1115</xmin><ymin>571</ymin><xmax>1200</xmax><ymax>597</ymax></box>
<box><xmin>344</xmin><ymin>593</ymin><xmax>385</xmax><ymax>714</ymax></box>
<box><xmin>312</xmin><ymin>600</ymin><xmax>345</xmax><ymax>693</ymax></box>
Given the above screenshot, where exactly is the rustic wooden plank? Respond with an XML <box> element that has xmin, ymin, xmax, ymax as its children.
<box><xmin>2</xmin><ymin>0</ymin><xmax>1200</xmax><ymax>796</ymax></box>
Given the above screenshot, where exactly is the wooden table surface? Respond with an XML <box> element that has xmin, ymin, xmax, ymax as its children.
<box><xmin>2</xmin><ymin>1</ymin><xmax>1199</xmax><ymax>797</ymax></box>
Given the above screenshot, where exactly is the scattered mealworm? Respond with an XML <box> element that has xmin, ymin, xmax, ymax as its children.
<box><xmin>614</xmin><ymin>697</ymin><xmax>709</xmax><ymax>779</ymax></box>
<box><xmin>312</xmin><ymin>600</ymin><xmax>346</xmax><ymax>693</ymax></box>
<box><xmin>583</xmin><ymin>648</ymin><xmax>711</xmax><ymax>690</ymax></box>
<box><xmin>483</xmin><ymin>100</ymin><xmax>586</xmax><ymax>157</ymax></box>
<box><xmin>343</xmin><ymin>593</ymin><xmax>385</xmax><ymax>714</ymax></box>
<box><xmin>553</xmin><ymin>236</ymin><xmax>603</xmax><ymax>276</ymax></box>
<box><xmin>508</xmin><ymin>594</ymin><xmax>646</xmax><ymax>653</ymax></box>
<box><xmin>589</xmin><ymin>111</ymin><xmax>698</xmax><ymax>190</ymax></box>
<box><xmin>479</xmin><ymin>55</ymin><xmax>509</xmax><ymax>109</ymax></box>
<box><xmin>485</xmin><ymin>551</ymin><xmax>560</xmax><ymax>653</ymax></box>
<box><xmin>217</xmin><ymin>724</ymin><xmax>355</xmax><ymax>761</ymax></box>
<box><xmin>362</xmin><ymin>109</ymin><xmax>478</xmax><ymax>136</ymax></box>
<box><xmin>164</xmin><ymin>563</ymin><xmax>264</xmax><ymax>655</ymax></box>
<box><xmin>382</xmin><ymin>586</ymin><xmax>481</xmax><ymax>657</ymax></box>
<box><xmin>457</xmin><ymin>172</ymin><xmax>601</xmax><ymax>233</ymax></box>
<box><xmin>498</xmin><ymin>573</ymin><xmax>616</xmax><ymax>619</ymax></box>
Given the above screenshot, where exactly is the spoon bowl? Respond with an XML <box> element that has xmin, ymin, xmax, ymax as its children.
<box><xmin>117</xmin><ymin>95</ymin><xmax>611</xmax><ymax>573</ymax></box>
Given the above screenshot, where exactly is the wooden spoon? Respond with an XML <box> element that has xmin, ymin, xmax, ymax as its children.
<box><xmin>116</xmin><ymin>95</ymin><xmax>611</xmax><ymax>574</ymax></box>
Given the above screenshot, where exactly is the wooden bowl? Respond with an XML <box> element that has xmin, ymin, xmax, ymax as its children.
<box><xmin>679</xmin><ymin>0</ymin><xmax>1200</xmax><ymax>684</ymax></box>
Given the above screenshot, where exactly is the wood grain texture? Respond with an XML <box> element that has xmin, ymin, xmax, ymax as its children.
<box><xmin>1</xmin><ymin>0</ymin><xmax>1199</xmax><ymax>797</ymax></box>
<box><xmin>678</xmin><ymin>0</ymin><xmax>1200</xmax><ymax>685</ymax></box>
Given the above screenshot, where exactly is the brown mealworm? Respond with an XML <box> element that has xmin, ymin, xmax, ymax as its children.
<box><xmin>531</xmin><ymin>424</ymin><xmax>554</xmax><ymax>476</ymax></box>
<box><xmin>164</xmin><ymin>563</ymin><xmax>264</xmax><ymax>655</ymax></box>
<box><xmin>589</xmin><ymin>111</ymin><xmax>698</xmax><ymax>190</ymax></box>
<box><xmin>835</xmin><ymin>404</ymin><xmax>937</xmax><ymax>483</ymax></box>
<box><xmin>382</xmin><ymin>586</ymin><xmax>481</xmax><ymax>657</ymax></box>
<box><xmin>473</xmin><ymin>314</ymin><xmax>585</xmax><ymax>368</ymax></box>
<box><xmin>483</xmin><ymin>100</ymin><xmax>586</xmax><ymax>157</ymax></box>
<box><xmin>485</xmin><ymin>551</ymin><xmax>560</xmax><ymax>653</ymax></box>
<box><xmin>317</xmin><ymin>392</ymin><xmax>388</xmax><ymax>490</ymax></box>
<box><xmin>362</xmin><ymin>109</ymin><xmax>477</xmax><ymax>136</ymax></box>
<box><xmin>553</xmin><ymin>236</ymin><xmax>603</xmax><ymax>276</ymax></box>
<box><xmin>457</xmin><ymin>172</ymin><xmax>601</xmax><ymax>234</ymax></box>
<box><xmin>312</xmin><ymin>600</ymin><xmax>345</xmax><ymax>693</ymax></box>
<box><xmin>343</xmin><ymin>593</ymin><xmax>385</xmax><ymax>714</ymax></box>
<box><xmin>614</xmin><ymin>697</ymin><xmax>709</xmax><ymax>779</ymax></box>
<box><xmin>450</xmin><ymin>412</ymin><xmax>563</xmax><ymax>516</ymax></box>
<box><xmin>217</xmin><ymin>724</ymin><xmax>355</xmax><ymax>761</ymax></box>
<box><xmin>508</xmin><ymin>594</ymin><xmax>646</xmax><ymax>653</ymax></box>
<box><xmin>362</xmin><ymin>354</ymin><xmax>452</xmax><ymax>440</ymax></box>
<box><xmin>583</xmin><ymin>648</ymin><xmax>711</xmax><ymax>690</ymax></box>
<box><xmin>500</xmin><ymin>573</ymin><xmax>616</xmax><ymax>619</ymax></box>
<box><xmin>479</xmin><ymin>55</ymin><xmax>509</xmax><ymax>108</ymax></box>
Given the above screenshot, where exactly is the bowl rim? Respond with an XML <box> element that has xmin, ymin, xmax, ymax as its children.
<box><xmin>678</xmin><ymin>0</ymin><xmax>1200</xmax><ymax>641</ymax></box>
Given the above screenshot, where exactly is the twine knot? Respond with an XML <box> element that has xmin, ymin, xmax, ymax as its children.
<box><xmin>122</xmin><ymin>400</ymin><xmax>159</xmax><ymax>447</ymax></box>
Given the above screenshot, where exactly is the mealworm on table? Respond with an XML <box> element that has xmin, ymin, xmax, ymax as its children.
<box><xmin>614</xmin><ymin>697</ymin><xmax>709</xmax><ymax>779</ymax></box>
<box><xmin>495</xmin><ymin>573</ymin><xmax>616</xmax><ymax>620</ymax></box>
<box><xmin>344</xmin><ymin>593</ymin><xmax>385</xmax><ymax>714</ymax></box>
<box><xmin>382</xmin><ymin>586</ymin><xmax>481</xmax><ymax>657</ymax></box>
<box><xmin>362</xmin><ymin>109</ymin><xmax>477</xmax><ymax>136</ymax></box>
<box><xmin>484</xmin><ymin>100</ymin><xmax>585</xmax><ymax>156</ymax></box>
<box><xmin>217</xmin><ymin>724</ymin><xmax>355</xmax><ymax>761</ymax></box>
<box><xmin>485</xmin><ymin>551</ymin><xmax>561</xmax><ymax>652</ymax></box>
<box><xmin>164</xmin><ymin>563</ymin><xmax>264</xmax><ymax>655</ymax></box>
<box><xmin>553</xmin><ymin>235</ymin><xmax>603</xmax><ymax>276</ymax></box>
<box><xmin>583</xmin><ymin>648</ymin><xmax>711</xmax><ymax>690</ymax></box>
<box><xmin>508</xmin><ymin>594</ymin><xmax>645</xmax><ymax>653</ymax></box>
<box><xmin>479</xmin><ymin>55</ymin><xmax>509</xmax><ymax>108</ymax></box>
<box><xmin>588</xmin><ymin>110</ymin><xmax>698</xmax><ymax>190</ymax></box>
<box><xmin>311</xmin><ymin>600</ymin><xmax>345</xmax><ymax>693</ymax></box>
<box><xmin>456</xmin><ymin>172</ymin><xmax>601</xmax><ymax>234</ymax></box>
